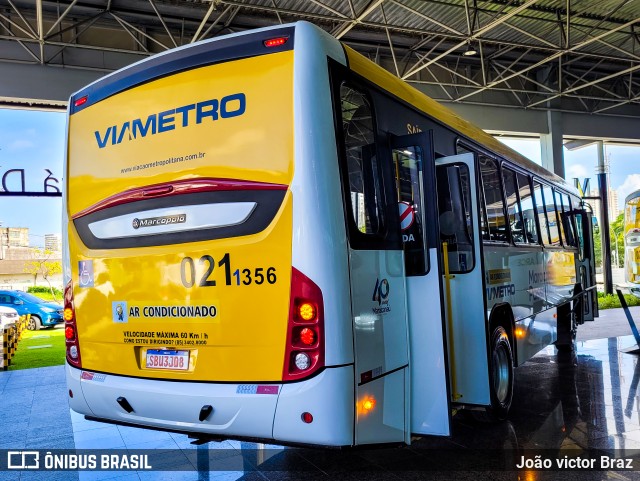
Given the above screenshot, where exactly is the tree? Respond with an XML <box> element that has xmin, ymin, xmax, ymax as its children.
<box><xmin>593</xmin><ymin>226</ymin><xmax>602</xmax><ymax>268</ymax></box>
<box><xmin>23</xmin><ymin>248</ymin><xmax>62</xmax><ymax>300</ymax></box>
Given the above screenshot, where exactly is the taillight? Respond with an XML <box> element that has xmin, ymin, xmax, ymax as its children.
<box><xmin>298</xmin><ymin>327</ymin><xmax>315</xmax><ymax>346</ymax></box>
<box><xmin>264</xmin><ymin>36</ymin><xmax>288</xmax><ymax>48</ymax></box>
<box><xmin>283</xmin><ymin>268</ymin><xmax>324</xmax><ymax>381</ymax></box>
<box><xmin>64</xmin><ymin>280</ymin><xmax>82</xmax><ymax>368</ymax></box>
<box><xmin>74</xmin><ymin>95</ymin><xmax>88</xmax><ymax>107</ymax></box>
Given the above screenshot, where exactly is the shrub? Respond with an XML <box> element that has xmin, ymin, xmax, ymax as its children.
<box><xmin>598</xmin><ymin>293</ymin><xmax>640</xmax><ymax>310</ymax></box>
<box><xmin>27</xmin><ymin>285</ymin><xmax>63</xmax><ymax>297</ymax></box>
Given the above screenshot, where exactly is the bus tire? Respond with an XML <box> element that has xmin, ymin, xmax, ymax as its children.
<box><xmin>475</xmin><ymin>326</ymin><xmax>514</xmax><ymax>422</ymax></box>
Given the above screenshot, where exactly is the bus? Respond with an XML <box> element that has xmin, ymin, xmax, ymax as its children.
<box><xmin>63</xmin><ymin>21</ymin><xmax>598</xmax><ymax>447</ymax></box>
<box><xmin>625</xmin><ymin>190</ymin><xmax>640</xmax><ymax>297</ymax></box>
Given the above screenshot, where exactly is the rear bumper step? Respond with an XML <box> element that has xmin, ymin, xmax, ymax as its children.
<box><xmin>67</xmin><ymin>362</ymin><xmax>354</xmax><ymax>446</ymax></box>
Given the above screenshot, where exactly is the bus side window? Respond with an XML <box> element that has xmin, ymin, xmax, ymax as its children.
<box><xmin>572</xmin><ymin>198</ymin><xmax>586</xmax><ymax>259</ymax></box>
<box><xmin>479</xmin><ymin>156</ymin><xmax>508</xmax><ymax>243</ymax></box>
<box><xmin>436</xmin><ymin>163</ymin><xmax>475</xmax><ymax>273</ymax></box>
<box><xmin>502</xmin><ymin>167</ymin><xmax>526</xmax><ymax>244</ymax></box>
<box><xmin>560</xmin><ymin>192</ymin><xmax>577</xmax><ymax>247</ymax></box>
<box><xmin>517</xmin><ymin>172</ymin><xmax>540</xmax><ymax>244</ymax></box>
<box><xmin>543</xmin><ymin>185</ymin><xmax>561</xmax><ymax>246</ymax></box>
<box><xmin>554</xmin><ymin>190</ymin><xmax>567</xmax><ymax>245</ymax></box>
<box><xmin>392</xmin><ymin>146</ymin><xmax>427</xmax><ymax>276</ymax></box>
<box><xmin>533</xmin><ymin>181</ymin><xmax>550</xmax><ymax>245</ymax></box>
<box><xmin>339</xmin><ymin>84</ymin><xmax>381</xmax><ymax>235</ymax></box>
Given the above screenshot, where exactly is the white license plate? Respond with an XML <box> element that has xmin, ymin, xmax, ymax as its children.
<box><xmin>145</xmin><ymin>350</ymin><xmax>189</xmax><ymax>371</ymax></box>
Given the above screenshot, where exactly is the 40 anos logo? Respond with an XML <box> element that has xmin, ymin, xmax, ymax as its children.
<box><xmin>132</xmin><ymin>214</ymin><xmax>186</xmax><ymax>229</ymax></box>
<box><xmin>372</xmin><ymin>278</ymin><xmax>391</xmax><ymax>314</ymax></box>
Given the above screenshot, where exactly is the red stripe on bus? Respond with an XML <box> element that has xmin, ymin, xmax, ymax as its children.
<box><xmin>72</xmin><ymin>178</ymin><xmax>288</xmax><ymax>220</ymax></box>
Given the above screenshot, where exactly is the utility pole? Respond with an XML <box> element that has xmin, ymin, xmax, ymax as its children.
<box><xmin>597</xmin><ymin>141</ymin><xmax>613</xmax><ymax>294</ymax></box>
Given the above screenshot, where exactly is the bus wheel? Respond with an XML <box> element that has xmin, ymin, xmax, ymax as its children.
<box><xmin>475</xmin><ymin>326</ymin><xmax>514</xmax><ymax>422</ymax></box>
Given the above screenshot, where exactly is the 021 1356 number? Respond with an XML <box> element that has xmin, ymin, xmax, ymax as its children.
<box><xmin>232</xmin><ymin>267</ymin><xmax>277</xmax><ymax>286</ymax></box>
<box><xmin>180</xmin><ymin>253</ymin><xmax>276</xmax><ymax>288</ymax></box>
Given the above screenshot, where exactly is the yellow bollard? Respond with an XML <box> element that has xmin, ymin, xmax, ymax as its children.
<box><xmin>2</xmin><ymin>327</ymin><xmax>9</xmax><ymax>371</ymax></box>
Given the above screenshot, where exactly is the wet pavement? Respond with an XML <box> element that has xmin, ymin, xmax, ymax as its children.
<box><xmin>4</xmin><ymin>331</ymin><xmax>640</xmax><ymax>479</ymax></box>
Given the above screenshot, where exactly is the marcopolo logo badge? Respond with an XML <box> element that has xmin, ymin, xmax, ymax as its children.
<box><xmin>132</xmin><ymin>214</ymin><xmax>186</xmax><ymax>229</ymax></box>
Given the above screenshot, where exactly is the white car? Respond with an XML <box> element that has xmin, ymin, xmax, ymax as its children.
<box><xmin>0</xmin><ymin>305</ymin><xmax>19</xmax><ymax>330</ymax></box>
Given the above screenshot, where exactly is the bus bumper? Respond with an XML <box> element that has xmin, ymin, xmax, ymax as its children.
<box><xmin>66</xmin><ymin>363</ymin><xmax>354</xmax><ymax>446</ymax></box>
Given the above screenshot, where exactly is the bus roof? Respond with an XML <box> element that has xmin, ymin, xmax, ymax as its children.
<box><xmin>626</xmin><ymin>190</ymin><xmax>640</xmax><ymax>204</ymax></box>
<box><xmin>343</xmin><ymin>44</ymin><xmax>580</xmax><ymax>197</ymax></box>
<box><xmin>69</xmin><ymin>24</ymin><xmax>295</xmax><ymax>115</ymax></box>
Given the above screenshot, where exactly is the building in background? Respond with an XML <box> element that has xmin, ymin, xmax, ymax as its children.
<box><xmin>3</xmin><ymin>227</ymin><xmax>29</xmax><ymax>248</ymax></box>
<box><xmin>45</xmin><ymin>233</ymin><xmax>62</xmax><ymax>252</ymax></box>
<box><xmin>590</xmin><ymin>187</ymin><xmax>620</xmax><ymax>227</ymax></box>
<box><xmin>0</xmin><ymin>226</ymin><xmax>29</xmax><ymax>259</ymax></box>
<box><xmin>609</xmin><ymin>189</ymin><xmax>620</xmax><ymax>220</ymax></box>
<box><xmin>0</xmin><ymin>225</ymin><xmax>62</xmax><ymax>291</ymax></box>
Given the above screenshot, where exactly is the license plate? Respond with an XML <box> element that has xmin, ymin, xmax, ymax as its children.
<box><xmin>145</xmin><ymin>350</ymin><xmax>189</xmax><ymax>371</ymax></box>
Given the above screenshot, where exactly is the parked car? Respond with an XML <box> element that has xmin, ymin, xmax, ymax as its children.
<box><xmin>0</xmin><ymin>305</ymin><xmax>19</xmax><ymax>330</ymax></box>
<box><xmin>0</xmin><ymin>290</ymin><xmax>63</xmax><ymax>330</ymax></box>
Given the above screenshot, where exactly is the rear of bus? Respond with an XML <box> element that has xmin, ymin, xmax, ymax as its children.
<box><xmin>64</xmin><ymin>23</ymin><xmax>354</xmax><ymax>446</ymax></box>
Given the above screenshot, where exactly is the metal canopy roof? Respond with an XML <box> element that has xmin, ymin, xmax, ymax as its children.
<box><xmin>2</xmin><ymin>0</ymin><xmax>640</xmax><ymax>118</ymax></box>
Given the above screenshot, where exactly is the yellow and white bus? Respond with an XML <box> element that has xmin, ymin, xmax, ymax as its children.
<box><xmin>63</xmin><ymin>21</ymin><xmax>597</xmax><ymax>446</ymax></box>
<box><xmin>625</xmin><ymin>190</ymin><xmax>640</xmax><ymax>297</ymax></box>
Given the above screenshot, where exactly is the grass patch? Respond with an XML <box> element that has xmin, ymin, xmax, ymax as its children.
<box><xmin>598</xmin><ymin>292</ymin><xmax>640</xmax><ymax>310</ymax></box>
<box><xmin>30</xmin><ymin>292</ymin><xmax>61</xmax><ymax>302</ymax></box>
<box><xmin>27</xmin><ymin>286</ymin><xmax>63</xmax><ymax>303</ymax></box>
<box><xmin>8</xmin><ymin>326</ymin><xmax>65</xmax><ymax>370</ymax></box>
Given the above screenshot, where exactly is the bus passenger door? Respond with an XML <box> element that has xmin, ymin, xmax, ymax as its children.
<box><xmin>574</xmin><ymin>208</ymin><xmax>598</xmax><ymax>321</ymax></box>
<box><xmin>390</xmin><ymin>132</ymin><xmax>451</xmax><ymax>437</ymax></box>
<box><xmin>435</xmin><ymin>154</ymin><xmax>489</xmax><ymax>406</ymax></box>
<box><xmin>337</xmin><ymin>82</ymin><xmax>410</xmax><ymax>445</ymax></box>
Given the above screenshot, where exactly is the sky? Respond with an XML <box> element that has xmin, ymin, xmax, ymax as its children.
<box><xmin>0</xmin><ymin>108</ymin><xmax>64</xmax><ymax>247</ymax></box>
<box><xmin>0</xmin><ymin>108</ymin><xmax>639</xmax><ymax>247</ymax></box>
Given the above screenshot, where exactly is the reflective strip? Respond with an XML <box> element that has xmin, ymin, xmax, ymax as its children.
<box><xmin>88</xmin><ymin>202</ymin><xmax>256</xmax><ymax>239</ymax></box>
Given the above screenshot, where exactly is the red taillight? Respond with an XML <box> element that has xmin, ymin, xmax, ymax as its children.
<box><xmin>264</xmin><ymin>36</ymin><xmax>288</xmax><ymax>48</ymax></box>
<box><xmin>283</xmin><ymin>268</ymin><xmax>324</xmax><ymax>381</ymax></box>
<box><xmin>74</xmin><ymin>96</ymin><xmax>88</xmax><ymax>107</ymax></box>
<box><xmin>65</xmin><ymin>327</ymin><xmax>75</xmax><ymax>340</ymax></box>
<box><xmin>299</xmin><ymin>327</ymin><xmax>316</xmax><ymax>346</ymax></box>
<box><xmin>301</xmin><ymin>412</ymin><xmax>313</xmax><ymax>424</ymax></box>
<box><xmin>64</xmin><ymin>280</ymin><xmax>82</xmax><ymax>368</ymax></box>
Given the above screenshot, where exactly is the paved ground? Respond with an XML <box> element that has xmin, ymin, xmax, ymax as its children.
<box><xmin>578</xmin><ymin>305</ymin><xmax>640</xmax><ymax>342</ymax></box>
<box><xmin>4</xmin><ymin>306</ymin><xmax>640</xmax><ymax>480</ymax></box>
